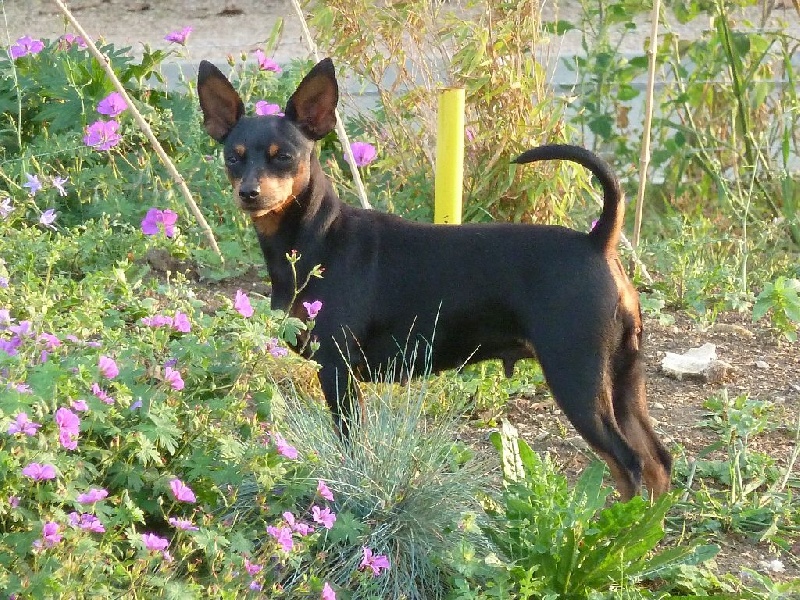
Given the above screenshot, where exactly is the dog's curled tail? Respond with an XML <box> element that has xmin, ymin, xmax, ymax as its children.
<box><xmin>513</xmin><ymin>144</ymin><xmax>624</xmax><ymax>253</ymax></box>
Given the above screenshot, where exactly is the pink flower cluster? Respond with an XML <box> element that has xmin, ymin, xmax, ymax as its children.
<box><xmin>84</xmin><ymin>92</ymin><xmax>128</xmax><ymax>151</ymax></box>
<box><xmin>141</xmin><ymin>310</ymin><xmax>191</xmax><ymax>332</ymax></box>
<box><xmin>9</xmin><ymin>35</ymin><xmax>44</xmax><ymax>59</ymax></box>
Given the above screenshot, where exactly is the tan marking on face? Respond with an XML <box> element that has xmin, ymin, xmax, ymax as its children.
<box><xmin>247</xmin><ymin>175</ymin><xmax>299</xmax><ymax>236</ymax></box>
<box><xmin>234</xmin><ymin>144</ymin><xmax>246</xmax><ymax>157</ymax></box>
<box><xmin>268</xmin><ymin>143</ymin><xmax>279</xmax><ymax>158</ymax></box>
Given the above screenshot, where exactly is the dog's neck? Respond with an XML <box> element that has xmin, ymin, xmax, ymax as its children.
<box><xmin>254</xmin><ymin>156</ymin><xmax>342</xmax><ymax>311</ymax></box>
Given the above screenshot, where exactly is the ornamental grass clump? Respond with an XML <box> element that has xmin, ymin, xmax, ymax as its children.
<box><xmin>281</xmin><ymin>372</ymin><xmax>493</xmax><ymax>600</ymax></box>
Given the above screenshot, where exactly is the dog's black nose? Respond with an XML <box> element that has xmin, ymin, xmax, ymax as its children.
<box><xmin>238</xmin><ymin>184</ymin><xmax>260</xmax><ymax>203</ymax></box>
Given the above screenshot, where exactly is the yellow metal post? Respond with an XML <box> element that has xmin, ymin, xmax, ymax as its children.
<box><xmin>434</xmin><ymin>87</ymin><xmax>465</xmax><ymax>224</ymax></box>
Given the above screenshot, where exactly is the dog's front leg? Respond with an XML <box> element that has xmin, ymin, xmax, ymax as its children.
<box><xmin>318</xmin><ymin>362</ymin><xmax>364</xmax><ymax>438</ymax></box>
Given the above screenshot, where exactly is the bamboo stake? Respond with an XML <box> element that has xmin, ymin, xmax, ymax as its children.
<box><xmin>52</xmin><ymin>0</ymin><xmax>223</xmax><ymax>259</ymax></box>
<box><xmin>289</xmin><ymin>0</ymin><xmax>371</xmax><ymax>209</ymax></box>
<box><xmin>632</xmin><ymin>0</ymin><xmax>662</xmax><ymax>258</ymax></box>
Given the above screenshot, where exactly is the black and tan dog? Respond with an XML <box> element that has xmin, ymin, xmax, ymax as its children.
<box><xmin>197</xmin><ymin>58</ymin><xmax>672</xmax><ymax>500</ymax></box>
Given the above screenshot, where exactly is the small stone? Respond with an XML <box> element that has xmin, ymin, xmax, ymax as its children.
<box><xmin>710</xmin><ymin>323</ymin><xmax>755</xmax><ymax>338</ymax></box>
<box><xmin>755</xmin><ymin>360</ymin><xmax>769</xmax><ymax>369</ymax></box>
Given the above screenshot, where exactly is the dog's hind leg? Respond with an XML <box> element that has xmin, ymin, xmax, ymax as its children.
<box><xmin>611</xmin><ymin>350</ymin><xmax>673</xmax><ymax>499</ymax></box>
<box><xmin>536</xmin><ymin>346</ymin><xmax>644</xmax><ymax>500</ymax></box>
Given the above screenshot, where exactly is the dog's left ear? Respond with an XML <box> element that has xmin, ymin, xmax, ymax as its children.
<box><xmin>284</xmin><ymin>58</ymin><xmax>339</xmax><ymax>140</ymax></box>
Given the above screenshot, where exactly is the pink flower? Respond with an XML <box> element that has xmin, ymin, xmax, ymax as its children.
<box><xmin>98</xmin><ymin>355</ymin><xmax>119</xmax><ymax>379</ymax></box>
<box><xmin>97</xmin><ymin>92</ymin><xmax>127</xmax><ymax>117</ymax></box>
<box><xmin>83</xmin><ymin>119</ymin><xmax>122</xmax><ymax>151</ymax></box>
<box><xmin>253</xmin><ymin>49</ymin><xmax>282</xmax><ymax>73</ymax></box>
<box><xmin>55</xmin><ymin>407</ymin><xmax>80</xmax><ymax>435</ymax></box>
<box><xmin>255</xmin><ymin>101</ymin><xmax>284</xmax><ymax>116</ymax></box>
<box><xmin>91</xmin><ymin>382</ymin><xmax>114</xmax><ymax>404</ymax></box>
<box><xmin>71</xmin><ymin>399</ymin><xmax>89</xmax><ymax>411</ymax></box>
<box><xmin>40</xmin><ymin>209</ymin><xmax>57</xmax><ymax>229</ymax></box>
<box><xmin>164</xmin><ymin>26</ymin><xmax>193</xmax><ymax>45</ymax></box>
<box><xmin>68</xmin><ymin>512</ymin><xmax>105</xmax><ymax>533</ymax></box>
<box><xmin>55</xmin><ymin>407</ymin><xmax>80</xmax><ymax>449</ymax></box>
<box><xmin>38</xmin><ymin>332</ymin><xmax>61</xmax><ymax>350</ymax></box>
<box><xmin>164</xmin><ymin>366</ymin><xmax>184</xmax><ymax>391</ymax></box>
<box><xmin>302</xmin><ymin>300</ymin><xmax>323</xmax><ymax>319</ymax></box>
<box><xmin>34</xmin><ymin>521</ymin><xmax>62</xmax><ymax>548</ymax></box>
<box><xmin>311</xmin><ymin>505</ymin><xmax>336</xmax><ymax>530</ymax></box>
<box><xmin>321</xmin><ymin>582</ymin><xmax>336</xmax><ymax>600</ymax></box>
<box><xmin>141</xmin><ymin>208</ymin><xmax>161</xmax><ymax>235</ymax></box>
<box><xmin>346</xmin><ymin>142</ymin><xmax>377</xmax><ymax>168</ymax></box>
<box><xmin>77</xmin><ymin>488</ymin><xmax>108</xmax><ymax>504</ymax></box>
<box><xmin>9</xmin><ymin>35</ymin><xmax>44</xmax><ymax>59</ymax></box>
<box><xmin>234</xmin><ymin>289</ymin><xmax>254</xmax><ymax>317</ymax></box>
<box><xmin>21</xmin><ymin>463</ymin><xmax>56</xmax><ymax>481</ymax></box>
<box><xmin>360</xmin><ymin>546</ymin><xmax>391</xmax><ymax>576</ymax></box>
<box><xmin>244</xmin><ymin>558</ymin><xmax>262</xmax><ymax>576</ymax></box>
<box><xmin>59</xmin><ymin>34</ymin><xmax>87</xmax><ymax>50</ymax></box>
<box><xmin>283</xmin><ymin>511</ymin><xmax>313</xmax><ymax>536</ymax></box>
<box><xmin>141</xmin><ymin>208</ymin><xmax>178</xmax><ymax>237</ymax></box>
<box><xmin>7</xmin><ymin>412</ymin><xmax>41</xmax><ymax>436</ymax></box>
<box><xmin>23</xmin><ymin>173</ymin><xmax>42</xmax><ymax>195</ymax></box>
<box><xmin>52</xmin><ymin>176</ymin><xmax>68</xmax><ymax>197</ymax></box>
<box><xmin>9</xmin><ymin>495</ymin><xmax>20</xmax><ymax>508</ymax></box>
<box><xmin>317</xmin><ymin>479</ymin><xmax>334</xmax><ymax>502</ymax></box>
<box><xmin>271</xmin><ymin>433</ymin><xmax>298</xmax><ymax>459</ymax></box>
<box><xmin>266</xmin><ymin>525</ymin><xmax>294</xmax><ymax>552</ymax></box>
<box><xmin>172</xmin><ymin>311</ymin><xmax>191</xmax><ymax>333</ymax></box>
<box><xmin>59</xmin><ymin>429</ymin><xmax>78</xmax><ymax>450</ymax></box>
<box><xmin>168</xmin><ymin>517</ymin><xmax>199</xmax><ymax>531</ymax></box>
<box><xmin>161</xmin><ymin>209</ymin><xmax>178</xmax><ymax>237</ymax></box>
<box><xmin>141</xmin><ymin>314</ymin><xmax>172</xmax><ymax>328</ymax></box>
<box><xmin>142</xmin><ymin>532</ymin><xmax>169</xmax><ymax>552</ymax></box>
<box><xmin>169</xmin><ymin>478</ymin><xmax>196</xmax><ymax>503</ymax></box>
<box><xmin>266</xmin><ymin>337</ymin><xmax>288</xmax><ymax>358</ymax></box>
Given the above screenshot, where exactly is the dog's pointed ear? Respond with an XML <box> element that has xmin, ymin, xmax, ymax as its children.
<box><xmin>284</xmin><ymin>58</ymin><xmax>338</xmax><ymax>140</ymax></box>
<box><xmin>197</xmin><ymin>60</ymin><xmax>245</xmax><ymax>142</ymax></box>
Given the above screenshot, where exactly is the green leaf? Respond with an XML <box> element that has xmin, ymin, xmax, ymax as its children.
<box><xmin>326</xmin><ymin>510</ymin><xmax>368</xmax><ymax>545</ymax></box>
<box><xmin>541</xmin><ymin>20</ymin><xmax>576</xmax><ymax>35</ymax></box>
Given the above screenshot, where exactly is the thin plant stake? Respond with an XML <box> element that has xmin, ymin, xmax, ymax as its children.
<box><xmin>631</xmin><ymin>0</ymin><xmax>662</xmax><ymax>265</ymax></box>
<box><xmin>289</xmin><ymin>0</ymin><xmax>371</xmax><ymax>209</ymax></box>
<box><xmin>52</xmin><ymin>0</ymin><xmax>223</xmax><ymax>259</ymax></box>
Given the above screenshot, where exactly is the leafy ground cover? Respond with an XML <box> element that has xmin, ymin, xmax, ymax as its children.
<box><xmin>1</xmin><ymin>2</ymin><xmax>799</xmax><ymax>598</ymax></box>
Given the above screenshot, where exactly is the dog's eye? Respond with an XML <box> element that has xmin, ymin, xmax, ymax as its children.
<box><xmin>226</xmin><ymin>154</ymin><xmax>240</xmax><ymax>165</ymax></box>
<box><xmin>273</xmin><ymin>152</ymin><xmax>293</xmax><ymax>164</ymax></box>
